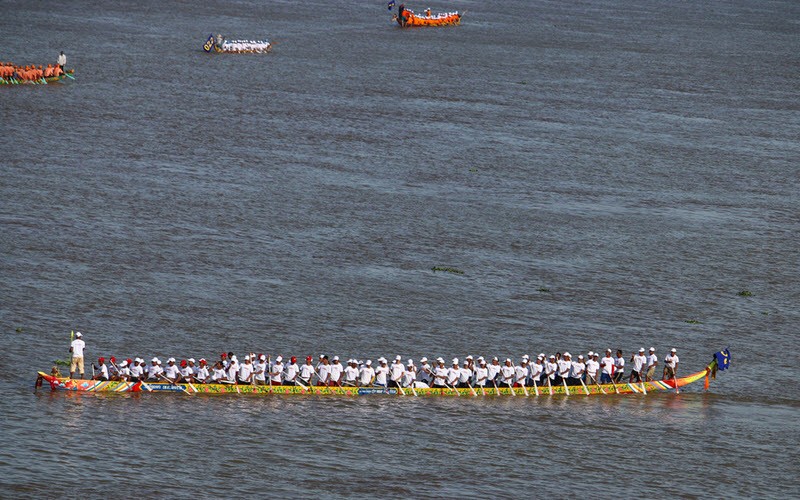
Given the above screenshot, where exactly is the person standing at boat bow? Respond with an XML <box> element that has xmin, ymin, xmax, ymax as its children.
<box><xmin>600</xmin><ymin>349</ymin><xmax>615</xmax><ymax>384</ymax></box>
<box><xmin>630</xmin><ymin>348</ymin><xmax>646</xmax><ymax>383</ymax></box>
<box><xmin>57</xmin><ymin>51</ymin><xmax>66</xmax><ymax>72</ymax></box>
<box><xmin>614</xmin><ymin>350</ymin><xmax>625</xmax><ymax>382</ymax></box>
<box><xmin>69</xmin><ymin>331</ymin><xmax>85</xmax><ymax>379</ymax></box>
<box><xmin>645</xmin><ymin>348</ymin><xmax>658</xmax><ymax>382</ymax></box>
<box><xmin>663</xmin><ymin>348</ymin><xmax>679</xmax><ymax>380</ymax></box>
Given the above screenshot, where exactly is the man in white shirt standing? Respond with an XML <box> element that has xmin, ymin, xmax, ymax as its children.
<box><xmin>69</xmin><ymin>332</ymin><xmax>86</xmax><ymax>379</ymax></box>
<box><xmin>417</xmin><ymin>357</ymin><xmax>432</xmax><ymax>386</ymax></box>
<box><xmin>630</xmin><ymin>348</ymin><xmax>646</xmax><ymax>383</ymax></box>
<box><xmin>432</xmin><ymin>358</ymin><xmax>448</xmax><ymax>388</ymax></box>
<box><xmin>500</xmin><ymin>359</ymin><xmax>515</xmax><ymax>388</ymax></box>
<box><xmin>403</xmin><ymin>359</ymin><xmax>417</xmax><ymax>387</ymax></box>
<box><xmin>57</xmin><ymin>51</ymin><xmax>66</xmax><ymax>72</ymax></box>
<box><xmin>238</xmin><ymin>356</ymin><xmax>254</xmax><ymax>385</ymax></box>
<box><xmin>459</xmin><ymin>360</ymin><xmax>473</xmax><ymax>388</ymax></box>
<box><xmin>614</xmin><ymin>350</ymin><xmax>625</xmax><ymax>382</ymax></box>
<box><xmin>447</xmin><ymin>359</ymin><xmax>461</xmax><ymax>388</ymax></box>
<box><xmin>389</xmin><ymin>355</ymin><xmax>405</xmax><ymax>388</ymax></box>
<box><xmin>316</xmin><ymin>356</ymin><xmax>331</xmax><ymax>386</ymax></box>
<box><xmin>645</xmin><ymin>347</ymin><xmax>658</xmax><ymax>382</ymax></box>
<box><xmin>569</xmin><ymin>355</ymin><xmax>586</xmax><ymax>385</ymax></box>
<box><xmin>487</xmin><ymin>357</ymin><xmax>501</xmax><ymax>389</ymax></box>
<box><xmin>474</xmin><ymin>359</ymin><xmax>489</xmax><ymax>388</ymax></box>
<box><xmin>585</xmin><ymin>354</ymin><xmax>600</xmax><ymax>385</ymax></box>
<box><xmin>663</xmin><ymin>348</ymin><xmax>679</xmax><ymax>380</ymax></box>
<box><xmin>557</xmin><ymin>353</ymin><xmax>572</xmax><ymax>385</ymax></box>
<box><xmin>600</xmin><ymin>349</ymin><xmax>615</xmax><ymax>384</ymax></box>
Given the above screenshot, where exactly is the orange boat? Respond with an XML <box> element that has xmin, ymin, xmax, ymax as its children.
<box><xmin>394</xmin><ymin>5</ymin><xmax>461</xmax><ymax>27</ymax></box>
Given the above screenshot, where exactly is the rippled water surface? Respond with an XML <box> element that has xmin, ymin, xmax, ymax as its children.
<box><xmin>2</xmin><ymin>0</ymin><xmax>799</xmax><ymax>497</ymax></box>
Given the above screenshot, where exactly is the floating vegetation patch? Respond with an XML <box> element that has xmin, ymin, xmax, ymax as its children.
<box><xmin>684</xmin><ymin>319</ymin><xmax>702</xmax><ymax>324</ymax></box>
<box><xmin>53</xmin><ymin>359</ymin><xmax>70</xmax><ymax>366</ymax></box>
<box><xmin>762</xmin><ymin>311</ymin><xmax>769</xmax><ymax>315</ymax></box>
<box><xmin>538</xmin><ymin>287</ymin><xmax>551</xmax><ymax>293</ymax></box>
<box><xmin>15</xmin><ymin>327</ymin><xmax>23</xmax><ymax>333</ymax></box>
<box><xmin>469</xmin><ymin>167</ymin><xmax>478</xmax><ymax>172</ymax></box>
<box><xmin>517</xmin><ymin>81</ymin><xmax>527</xmax><ymax>85</ymax></box>
<box><xmin>737</xmin><ymin>290</ymin><xmax>753</xmax><ymax>297</ymax></box>
<box><xmin>431</xmin><ymin>266</ymin><xmax>464</xmax><ymax>275</ymax></box>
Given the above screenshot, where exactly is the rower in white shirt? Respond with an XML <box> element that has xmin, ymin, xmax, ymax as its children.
<box><xmin>108</xmin><ymin>357</ymin><xmax>120</xmax><ymax>380</ymax></box>
<box><xmin>474</xmin><ymin>360</ymin><xmax>489</xmax><ymax>387</ymax></box>
<box><xmin>129</xmin><ymin>358</ymin><xmax>144</xmax><ymax>381</ymax></box>
<box><xmin>530</xmin><ymin>356</ymin><xmax>544</xmax><ymax>386</ymax></box>
<box><xmin>432</xmin><ymin>358</ymin><xmax>448</xmax><ymax>387</ymax></box>
<box><xmin>663</xmin><ymin>348</ymin><xmax>679</xmax><ymax>380</ymax></box>
<box><xmin>195</xmin><ymin>359</ymin><xmax>210</xmax><ymax>383</ymax></box>
<box><xmin>500</xmin><ymin>359</ymin><xmax>515</xmax><ymax>388</ymax></box>
<box><xmin>458</xmin><ymin>360</ymin><xmax>473</xmax><ymax>388</ymax></box>
<box><xmin>253</xmin><ymin>355</ymin><xmax>267</xmax><ymax>385</ymax></box>
<box><xmin>179</xmin><ymin>359</ymin><xmax>194</xmax><ymax>382</ymax></box>
<box><xmin>514</xmin><ymin>359</ymin><xmax>529</xmax><ymax>387</ymax></box>
<box><xmin>284</xmin><ymin>356</ymin><xmax>300</xmax><ymax>385</ymax></box>
<box><xmin>389</xmin><ymin>355</ymin><xmax>405</xmax><ymax>388</ymax></box>
<box><xmin>211</xmin><ymin>361</ymin><xmax>227</xmax><ymax>382</ymax></box>
<box><xmin>403</xmin><ymin>359</ymin><xmax>417</xmax><ymax>387</ymax></box>
<box><xmin>645</xmin><ymin>347</ymin><xmax>658</xmax><ymax>382</ymax></box>
<box><xmin>630</xmin><ymin>348</ymin><xmax>647</xmax><ymax>383</ymax></box>
<box><xmin>545</xmin><ymin>355</ymin><xmax>558</xmax><ymax>384</ymax></box>
<box><xmin>487</xmin><ymin>357</ymin><xmax>501</xmax><ymax>389</ymax></box>
<box><xmin>600</xmin><ymin>349</ymin><xmax>615</xmax><ymax>384</ymax></box>
<box><xmin>557</xmin><ymin>353</ymin><xmax>572</xmax><ymax>384</ymax></box>
<box><xmin>299</xmin><ymin>356</ymin><xmax>316</xmax><ymax>386</ymax></box>
<box><xmin>316</xmin><ymin>356</ymin><xmax>332</xmax><ymax>386</ymax></box>
<box><xmin>417</xmin><ymin>357</ymin><xmax>432</xmax><ymax>386</ymax></box>
<box><xmin>238</xmin><ymin>356</ymin><xmax>254</xmax><ymax>385</ymax></box>
<box><xmin>374</xmin><ymin>358</ymin><xmax>389</xmax><ymax>387</ymax></box>
<box><xmin>343</xmin><ymin>359</ymin><xmax>359</xmax><ymax>386</ymax></box>
<box><xmin>146</xmin><ymin>358</ymin><xmax>163</xmax><ymax>381</ymax></box>
<box><xmin>614</xmin><ymin>350</ymin><xmax>625</xmax><ymax>382</ymax></box>
<box><xmin>585</xmin><ymin>354</ymin><xmax>600</xmax><ymax>384</ymax></box>
<box><xmin>227</xmin><ymin>355</ymin><xmax>239</xmax><ymax>382</ymax></box>
<box><xmin>329</xmin><ymin>356</ymin><xmax>344</xmax><ymax>386</ymax></box>
<box><xmin>446</xmin><ymin>359</ymin><xmax>461</xmax><ymax>388</ymax></box>
<box><xmin>164</xmin><ymin>358</ymin><xmax>181</xmax><ymax>383</ymax></box>
<box><xmin>117</xmin><ymin>360</ymin><xmax>131</xmax><ymax>381</ymax></box>
<box><xmin>569</xmin><ymin>355</ymin><xmax>586</xmax><ymax>385</ymax></box>
<box><xmin>270</xmin><ymin>356</ymin><xmax>284</xmax><ymax>385</ymax></box>
<box><xmin>358</xmin><ymin>360</ymin><xmax>375</xmax><ymax>386</ymax></box>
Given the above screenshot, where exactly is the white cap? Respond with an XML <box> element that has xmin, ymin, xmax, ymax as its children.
<box><xmin>477</xmin><ymin>356</ymin><xmax>484</xmax><ymax>361</ymax></box>
<box><xmin>564</xmin><ymin>352</ymin><xmax>571</xmax><ymax>357</ymax></box>
<box><xmin>452</xmin><ymin>358</ymin><xmax>459</xmax><ymax>365</ymax></box>
<box><xmin>549</xmin><ymin>355</ymin><xmax>555</xmax><ymax>359</ymax></box>
<box><xmin>243</xmin><ymin>355</ymin><xmax>250</xmax><ymax>360</ymax></box>
<box><xmin>505</xmin><ymin>358</ymin><xmax>512</xmax><ymax>363</ymax></box>
<box><xmin>231</xmin><ymin>355</ymin><xmax>238</xmax><ymax>361</ymax></box>
<box><xmin>492</xmin><ymin>356</ymin><xmax>498</xmax><ymax>361</ymax></box>
<box><xmin>436</xmin><ymin>357</ymin><xmax>445</xmax><ymax>363</ymax></box>
<box><xmin>639</xmin><ymin>348</ymin><xmax>645</xmax><ymax>352</ymax></box>
<box><xmin>259</xmin><ymin>354</ymin><xmax>266</xmax><ymax>360</ymax></box>
<box><xmin>480</xmin><ymin>360</ymin><xmax>486</xmax><ymax>365</ymax></box>
<box><xmin>75</xmin><ymin>332</ymin><xmax>82</xmax><ymax>337</ymax></box>
<box><xmin>276</xmin><ymin>356</ymin><xmax>283</xmax><ymax>362</ymax></box>
<box><xmin>407</xmin><ymin>359</ymin><xmax>414</xmax><ymax>366</ymax></box>
<box><xmin>395</xmin><ymin>355</ymin><xmax>402</xmax><ymax>361</ymax></box>
<box><xmin>587</xmin><ymin>351</ymin><xmax>594</xmax><ymax>357</ymax></box>
<box><xmin>649</xmin><ymin>347</ymin><xmax>655</xmax><ymax>351</ymax></box>
<box><xmin>522</xmin><ymin>354</ymin><xmax>529</xmax><ymax>360</ymax></box>
<box><xmin>188</xmin><ymin>358</ymin><xmax>195</xmax><ymax>363</ymax></box>
<box><xmin>537</xmin><ymin>355</ymin><xmax>544</xmax><ymax>360</ymax></box>
<box><xmin>420</xmin><ymin>357</ymin><xmax>428</xmax><ymax>363</ymax></box>
<box><xmin>671</xmin><ymin>348</ymin><xmax>677</xmax><ymax>352</ymax></box>
<box><xmin>578</xmin><ymin>355</ymin><xmax>584</xmax><ymax>359</ymax></box>
<box><xmin>466</xmin><ymin>355</ymin><xmax>473</xmax><ymax>360</ymax></box>
<box><xmin>463</xmin><ymin>360</ymin><xmax>469</xmax><ymax>365</ymax></box>
<box><xmin>168</xmin><ymin>357</ymin><xmax>176</xmax><ymax>363</ymax></box>
<box><xmin>380</xmin><ymin>358</ymin><xmax>387</xmax><ymax>364</ymax></box>
<box><xmin>366</xmin><ymin>360</ymin><xmax>372</xmax><ymax>365</ymax></box>
<box><xmin>151</xmin><ymin>357</ymin><xmax>158</xmax><ymax>362</ymax></box>
<box><xmin>539</xmin><ymin>353</ymin><xmax>545</xmax><ymax>358</ymax></box>
<box><xmin>120</xmin><ymin>360</ymin><xmax>128</xmax><ymax>367</ymax></box>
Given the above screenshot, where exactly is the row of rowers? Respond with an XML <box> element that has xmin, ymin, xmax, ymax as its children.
<box><xmin>0</xmin><ymin>62</ymin><xmax>65</xmax><ymax>80</ymax></box>
<box><xmin>89</xmin><ymin>348</ymin><xmax>680</xmax><ymax>387</ymax></box>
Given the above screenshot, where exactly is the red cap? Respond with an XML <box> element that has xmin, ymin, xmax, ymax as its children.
<box><xmin>199</xmin><ymin>359</ymin><xmax>207</xmax><ymax>364</ymax></box>
<box><xmin>291</xmin><ymin>356</ymin><xmax>297</xmax><ymax>363</ymax></box>
<box><xmin>126</xmin><ymin>358</ymin><xmax>132</xmax><ymax>365</ymax></box>
<box><xmin>110</xmin><ymin>356</ymin><xmax>116</xmax><ymax>363</ymax></box>
<box><xmin>221</xmin><ymin>353</ymin><xmax>227</xmax><ymax>358</ymax></box>
<box><xmin>180</xmin><ymin>360</ymin><xmax>187</xmax><ymax>367</ymax></box>
<box><xmin>98</xmin><ymin>357</ymin><xmax>105</xmax><ymax>363</ymax></box>
<box><xmin>306</xmin><ymin>355</ymin><xmax>312</xmax><ymax>361</ymax></box>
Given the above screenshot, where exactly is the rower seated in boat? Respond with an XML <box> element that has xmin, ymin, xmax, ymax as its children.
<box><xmin>389</xmin><ymin>355</ymin><xmax>405</xmax><ymax>388</ymax></box>
<box><xmin>238</xmin><ymin>355</ymin><xmax>254</xmax><ymax>384</ymax></box>
<box><xmin>269</xmin><ymin>355</ymin><xmax>284</xmax><ymax>385</ymax></box>
<box><xmin>568</xmin><ymin>355</ymin><xmax>585</xmax><ymax>385</ymax></box>
<box><xmin>402</xmin><ymin>359</ymin><xmax>416</xmax><ymax>388</ymax></box>
<box><xmin>447</xmin><ymin>358</ymin><xmax>461</xmax><ymax>388</ymax></box>
<box><xmin>374</xmin><ymin>358</ymin><xmax>389</xmax><ymax>387</ymax></box>
<box><xmin>557</xmin><ymin>353</ymin><xmax>573</xmax><ymax>384</ymax></box>
<box><xmin>210</xmin><ymin>361</ymin><xmax>227</xmax><ymax>382</ymax></box>
<box><xmin>358</xmin><ymin>359</ymin><xmax>375</xmax><ymax>386</ymax></box>
<box><xmin>500</xmin><ymin>358</ymin><xmax>515</xmax><ymax>387</ymax></box>
<box><xmin>93</xmin><ymin>357</ymin><xmax>109</xmax><ymax>381</ymax></box>
<box><xmin>514</xmin><ymin>358</ymin><xmax>529</xmax><ymax>388</ymax></box>
<box><xmin>343</xmin><ymin>359</ymin><xmax>359</xmax><ymax>386</ymax></box>
<box><xmin>164</xmin><ymin>358</ymin><xmax>181</xmax><ymax>383</ymax></box>
<box><xmin>195</xmin><ymin>359</ymin><xmax>210</xmax><ymax>383</ymax></box>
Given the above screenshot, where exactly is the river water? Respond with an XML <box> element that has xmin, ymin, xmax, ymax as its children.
<box><xmin>1</xmin><ymin>0</ymin><xmax>799</xmax><ymax>497</ymax></box>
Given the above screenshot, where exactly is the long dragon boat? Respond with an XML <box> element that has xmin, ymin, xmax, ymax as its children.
<box><xmin>203</xmin><ymin>34</ymin><xmax>272</xmax><ymax>54</ymax></box>
<box><xmin>36</xmin><ymin>350</ymin><xmax>730</xmax><ymax>397</ymax></box>
<box><xmin>393</xmin><ymin>6</ymin><xmax>461</xmax><ymax>27</ymax></box>
<box><xmin>1</xmin><ymin>69</ymin><xmax>75</xmax><ymax>85</ymax></box>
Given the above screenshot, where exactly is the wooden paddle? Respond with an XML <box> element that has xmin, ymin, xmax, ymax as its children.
<box><xmin>590</xmin><ymin>374</ymin><xmax>607</xmax><ymax>395</ymax></box>
<box><xmin>532</xmin><ymin>377</ymin><xmax>539</xmax><ymax>397</ymax></box>
<box><xmin>562</xmin><ymin>378</ymin><xmax>570</xmax><ymax>396</ymax></box>
<box><xmin>609</xmin><ymin>374</ymin><xmax>620</xmax><ymax>394</ymax></box>
<box><xmin>579</xmin><ymin>376</ymin><xmax>590</xmax><ymax>395</ymax></box>
<box><xmin>546</xmin><ymin>374</ymin><xmax>553</xmax><ymax>395</ymax></box>
<box><xmin>466</xmin><ymin>380</ymin><xmax>477</xmax><ymax>397</ymax></box>
<box><xmin>445</xmin><ymin>380</ymin><xmax>461</xmax><ymax>397</ymax></box>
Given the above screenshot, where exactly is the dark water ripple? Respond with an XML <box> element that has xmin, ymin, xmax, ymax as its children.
<box><xmin>2</xmin><ymin>0</ymin><xmax>800</xmax><ymax>496</ymax></box>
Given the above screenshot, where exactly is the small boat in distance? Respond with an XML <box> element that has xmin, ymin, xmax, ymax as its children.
<box><xmin>203</xmin><ymin>34</ymin><xmax>272</xmax><ymax>54</ymax></box>
<box><xmin>392</xmin><ymin>4</ymin><xmax>462</xmax><ymax>27</ymax></box>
